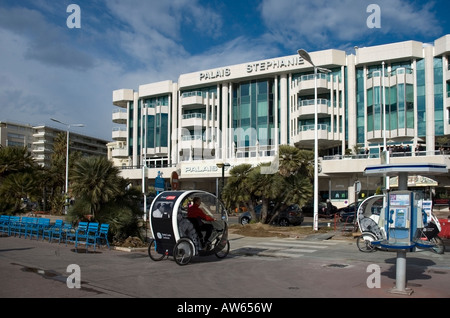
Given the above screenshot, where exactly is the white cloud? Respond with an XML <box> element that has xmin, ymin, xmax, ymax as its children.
<box><xmin>0</xmin><ymin>0</ymin><xmax>445</xmax><ymax>142</ymax></box>
<box><xmin>259</xmin><ymin>0</ymin><xmax>442</xmax><ymax>50</ymax></box>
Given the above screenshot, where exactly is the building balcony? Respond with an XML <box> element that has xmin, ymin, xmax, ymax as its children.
<box><xmin>292</xmin><ymin>124</ymin><xmax>331</xmax><ymax>145</ymax></box>
<box><xmin>181</xmin><ymin>91</ymin><xmax>204</xmax><ymax>106</ymax></box>
<box><xmin>112</xmin><ymin>109</ymin><xmax>127</xmax><ymax>124</ymax></box>
<box><xmin>33</xmin><ymin>131</ymin><xmax>52</xmax><ymax>138</ymax></box>
<box><xmin>143</xmin><ymin>147</ymin><xmax>169</xmax><ymax>156</ymax></box>
<box><xmin>111</xmin><ymin>148</ymin><xmax>128</xmax><ymax>158</ymax></box>
<box><xmin>32</xmin><ymin>139</ymin><xmax>47</xmax><ymax>145</ymax></box>
<box><xmin>366</xmin><ymin>128</ymin><xmax>414</xmax><ymax>141</ymax></box>
<box><xmin>295</xmin><ymin>99</ymin><xmax>331</xmax><ymax>118</ymax></box>
<box><xmin>33</xmin><ymin>147</ymin><xmax>52</xmax><ymax>153</ymax></box>
<box><xmin>297</xmin><ymin>74</ymin><xmax>330</xmax><ymax>95</ymax></box>
<box><xmin>180</xmin><ymin>135</ymin><xmax>209</xmax><ymax>149</ymax></box>
<box><xmin>113</xmin><ymin>89</ymin><xmax>133</xmax><ymax>108</ymax></box>
<box><xmin>181</xmin><ymin>113</ymin><xmax>205</xmax><ymax>128</ymax></box>
<box><xmin>112</xmin><ymin>127</ymin><xmax>127</xmax><ymax>141</ymax></box>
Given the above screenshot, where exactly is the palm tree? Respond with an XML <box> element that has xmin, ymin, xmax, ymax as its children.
<box><xmin>222</xmin><ymin>164</ymin><xmax>256</xmax><ymax>218</ymax></box>
<box><xmin>0</xmin><ymin>146</ymin><xmax>35</xmax><ymax>179</ymax></box>
<box><xmin>70</xmin><ymin>156</ymin><xmax>123</xmax><ymax>218</ymax></box>
<box><xmin>248</xmin><ymin>164</ymin><xmax>284</xmax><ymax>223</ymax></box>
<box><xmin>0</xmin><ymin>146</ymin><xmax>39</xmax><ymax>213</ymax></box>
<box><xmin>0</xmin><ymin>172</ymin><xmax>39</xmax><ymax>212</ymax></box>
<box><xmin>278</xmin><ymin>145</ymin><xmax>314</xmax><ymax>180</ymax></box>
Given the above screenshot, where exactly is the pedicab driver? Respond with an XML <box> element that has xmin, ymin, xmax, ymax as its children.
<box><xmin>187</xmin><ymin>197</ymin><xmax>215</xmax><ymax>249</ymax></box>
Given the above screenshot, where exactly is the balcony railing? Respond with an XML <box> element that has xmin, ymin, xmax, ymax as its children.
<box><xmin>323</xmin><ymin>150</ymin><xmax>445</xmax><ymax>160</ymax></box>
<box><xmin>298</xmin><ymin>99</ymin><xmax>330</xmax><ymax>107</ymax></box>
<box><xmin>298</xmin><ymin>124</ymin><xmax>330</xmax><ymax>133</ymax></box>
<box><xmin>299</xmin><ymin>73</ymin><xmax>329</xmax><ymax>81</ymax></box>
<box><xmin>182</xmin><ymin>91</ymin><xmax>203</xmax><ymax>98</ymax></box>
<box><xmin>182</xmin><ymin>113</ymin><xmax>206</xmax><ymax>120</ymax></box>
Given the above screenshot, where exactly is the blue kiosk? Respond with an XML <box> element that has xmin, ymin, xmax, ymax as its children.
<box><xmin>363</xmin><ymin>163</ymin><xmax>448</xmax><ymax>295</ymax></box>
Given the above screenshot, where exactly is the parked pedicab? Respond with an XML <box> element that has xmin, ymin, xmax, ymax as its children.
<box><xmin>356</xmin><ymin>194</ymin><xmax>445</xmax><ymax>254</ymax></box>
<box><xmin>148</xmin><ymin>190</ymin><xmax>230</xmax><ymax>265</ymax></box>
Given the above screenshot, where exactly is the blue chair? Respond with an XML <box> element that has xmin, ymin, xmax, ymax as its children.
<box><xmin>29</xmin><ymin>218</ymin><xmax>50</xmax><ymax>240</ymax></box>
<box><xmin>60</xmin><ymin>223</ymin><xmax>73</xmax><ymax>244</ymax></box>
<box><xmin>42</xmin><ymin>219</ymin><xmax>63</xmax><ymax>242</ymax></box>
<box><xmin>13</xmin><ymin>216</ymin><xmax>34</xmax><ymax>238</ymax></box>
<box><xmin>0</xmin><ymin>215</ymin><xmax>10</xmax><ymax>235</ymax></box>
<box><xmin>7</xmin><ymin>216</ymin><xmax>21</xmax><ymax>236</ymax></box>
<box><xmin>85</xmin><ymin>222</ymin><xmax>99</xmax><ymax>251</ymax></box>
<box><xmin>66</xmin><ymin>222</ymin><xmax>88</xmax><ymax>248</ymax></box>
<box><xmin>95</xmin><ymin>223</ymin><xmax>110</xmax><ymax>250</ymax></box>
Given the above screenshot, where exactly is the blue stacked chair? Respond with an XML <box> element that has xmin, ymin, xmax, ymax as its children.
<box><xmin>66</xmin><ymin>221</ymin><xmax>88</xmax><ymax>249</ymax></box>
<box><xmin>42</xmin><ymin>219</ymin><xmax>63</xmax><ymax>242</ymax></box>
<box><xmin>0</xmin><ymin>215</ymin><xmax>10</xmax><ymax>235</ymax></box>
<box><xmin>60</xmin><ymin>223</ymin><xmax>73</xmax><ymax>244</ymax></box>
<box><xmin>9</xmin><ymin>216</ymin><xmax>24</xmax><ymax>237</ymax></box>
<box><xmin>7</xmin><ymin>216</ymin><xmax>20</xmax><ymax>236</ymax></box>
<box><xmin>85</xmin><ymin>222</ymin><xmax>99</xmax><ymax>251</ymax></box>
<box><xmin>24</xmin><ymin>217</ymin><xmax>37</xmax><ymax>239</ymax></box>
<box><xmin>95</xmin><ymin>223</ymin><xmax>110</xmax><ymax>250</ymax></box>
<box><xmin>29</xmin><ymin>218</ymin><xmax>50</xmax><ymax>240</ymax></box>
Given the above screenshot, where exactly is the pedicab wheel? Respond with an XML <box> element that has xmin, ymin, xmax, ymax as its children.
<box><xmin>215</xmin><ymin>240</ymin><xmax>230</xmax><ymax>259</ymax></box>
<box><xmin>148</xmin><ymin>238</ymin><xmax>165</xmax><ymax>261</ymax></box>
<box><xmin>430</xmin><ymin>236</ymin><xmax>445</xmax><ymax>254</ymax></box>
<box><xmin>356</xmin><ymin>232</ymin><xmax>377</xmax><ymax>253</ymax></box>
<box><xmin>173</xmin><ymin>238</ymin><xmax>194</xmax><ymax>266</ymax></box>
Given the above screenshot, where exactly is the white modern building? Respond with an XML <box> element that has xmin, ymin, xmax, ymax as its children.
<box><xmin>1</xmin><ymin>121</ymin><xmax>109</xmax><ymax>168</ymax></box>
<box><xmin>111</xmin><ymin>35</ymin><xmax>450</xmax><ymax>208</ymax></box>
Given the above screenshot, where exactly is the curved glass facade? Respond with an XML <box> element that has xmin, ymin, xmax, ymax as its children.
<box><xmin>232</xmin><ymin>79</ymin><xmax>275</xmax><ymax>150</ymax></box>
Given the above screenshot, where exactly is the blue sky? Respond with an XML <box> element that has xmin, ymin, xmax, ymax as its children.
<box><xmin>0</xmin><ymin>0</ymin><xmax>449</xmax><ymax>141</ymax></box>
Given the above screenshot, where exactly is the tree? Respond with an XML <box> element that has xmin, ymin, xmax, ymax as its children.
<box><xmin>0</xmin><ymin>172</ymin><xmax>39</xmax><ymax>212</ymax></box>
<box><xmin>44</xmin><ymin>132</ymin><xmax>83</xmax><ymax>214</ymax></box>
<box><xmin>0</xmin><ymin>146</ymin><xmax>35</xmax><ymax>179</ymax></box>
<box><xmin>248</xmin><ymin>164</ymin><xmax>284</xmax><ymax>223</ymax></box>
<box><xmin>222</xmin><ymin>145</ymin><xmax>314</xmax><ymax>225</ymax></box>
<box><xmin>70</xmin><ymin>156</ymin><xmax>123</xmax><ymax>218</ymax></box>
<box><xmin>221</xmin><ymin>164</ymin><xmax>256</xmax><ymax>219</ymax></box>
<box><xmin>0</xmin><ymin>146</ymin><xmax>39</xmax><ymax>213</ymax></box>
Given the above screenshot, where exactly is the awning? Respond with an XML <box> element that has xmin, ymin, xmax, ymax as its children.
<box><xmin>389</xmin><ymin>175</ymin><xmax>438</xmax><ymax>188</ymax></box>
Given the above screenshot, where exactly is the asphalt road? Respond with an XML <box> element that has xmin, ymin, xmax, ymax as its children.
<box><xmin>1</xmin><ymin>227</ymin><xmax>449</xmax><ymax>302</ymax></box>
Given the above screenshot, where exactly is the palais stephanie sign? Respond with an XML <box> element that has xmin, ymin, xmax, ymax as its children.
<box><xmin>182</xmin><ymin>163</ymin><xmax>233</xmax><ymax>174</ymax></box>
<box><xmin>199</xmin><ymin>56</ymin><xmax>305</xmax><ymax>81</ymax></box>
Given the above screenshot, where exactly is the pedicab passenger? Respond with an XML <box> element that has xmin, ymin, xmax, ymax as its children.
<box><xmin>187</xmin><ymin>197</ymin><xmax>215</xmax><ymax>249</ymax></box>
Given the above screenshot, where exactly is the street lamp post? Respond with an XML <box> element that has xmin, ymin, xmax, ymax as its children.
<box><xmin>216</xmin><ymin>162</ymin><xmax>230</xmax><ymax>201</ymax></box>
<box><xmin>297</xmin><ymin>49</ymin><xmax>331</xmax><ymax>231</ymax></box>
<box><xmin>51</xmin><ymin>118</ymin><xmax>85</xmax><ymax>214</ymax></box>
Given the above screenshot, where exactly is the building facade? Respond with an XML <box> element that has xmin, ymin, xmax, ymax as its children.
<box><xmin>111</xmin><ymin>35</ymin><xmax>450</xmax><ymax>208</ymax></box>
<box><xmin>1</xmin><ymin>121</ymin><xmax>109</xmax><ymax>167</ymax></box>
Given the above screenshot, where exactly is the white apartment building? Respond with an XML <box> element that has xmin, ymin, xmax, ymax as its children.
<box><xmin>111</xmin><ymin>35</ymin><xmax>450</xmax><ymax>208</ymax></box>
<box><xmin>1</xmin><ymin>121</ymin><xmax>109</xmax><ymax>168</ymax></box>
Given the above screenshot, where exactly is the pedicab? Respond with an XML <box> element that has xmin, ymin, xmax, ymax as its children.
<box><xmin>148</xmin><ymin>190</ymin><xmax>230</xmax><ymax>265</ymax></box>
<box><xmin>355</xmin><ymin>195</ymin><xmax>386</xmax><ymax>252</ymax></box>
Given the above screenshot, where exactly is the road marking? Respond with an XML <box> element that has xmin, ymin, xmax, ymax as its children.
<box><xmin>234</xmin><ymin>238</ymin><xmax>338</xmax><ymax>258</ymax></box>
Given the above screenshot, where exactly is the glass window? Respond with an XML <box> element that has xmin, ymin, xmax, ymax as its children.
<box><xmin>398</xmin><ymin>84</ymin><xmax>405</xmax><ymax>129</ymax></box>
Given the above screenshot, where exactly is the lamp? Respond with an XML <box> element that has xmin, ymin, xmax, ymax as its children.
<box><xmin>297</xmin><ymin>49</ymin><xmax>331</xmax><ymax>231</ymax></box>
<box><xmin>51</xmin><ymin>118</ymin><xmax>85</xmax><ymax>214</ymax></box>
<box><xmin>216</xmin><ymin>162</ymin><xmax>230</xmax><ymax>200</ymax></box>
